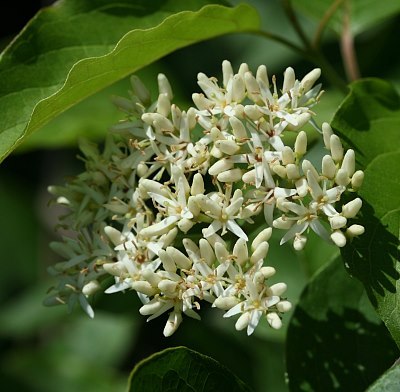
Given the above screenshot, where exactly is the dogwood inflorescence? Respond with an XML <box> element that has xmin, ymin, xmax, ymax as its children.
<box><xmin>45</xmin><ymin>61</ymin><xmax>364</xmax><ymax>337</ymax></box>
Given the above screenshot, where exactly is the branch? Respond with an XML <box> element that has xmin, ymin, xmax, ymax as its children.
<box><xmin>313</xmin><ymin>0</ymin><xmax>345</xmax><ymax>49</ymax></box>
<box><xmin>340</xmin><ymin>0</ymin><xmax>360</xmax><ymax>81</ymax></box>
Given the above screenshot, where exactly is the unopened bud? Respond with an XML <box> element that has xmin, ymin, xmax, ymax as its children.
<box><xmin>331</xmin><ymin>230</ymin><xmax>347</xmax><ymax>247</ymax></box>
<box><xmin>346</xmin><ymin>224</ymin><xmax>365</xmax><ymax>237</ymax></box>
<box><xmin>276</xmin><ymin>300</ymin><xmax>292</xmax><ymax>313</ymax></box>
<box><xmin>330</xmin><ymin>135</ymin><xmax>344</xmax><ymax>162</ymax></box>
<box><xmin>282</xmin><ymin>67</ymin><xmax>295</xmax><ymax>93</ymax></box>
<box><xmin>351</xmin><ymin>170</ymin><xmax>364</xmax><ymax>190</ymax></box>
<box><xmin>322</xmin><ymin>122</ymin><xmax>333</xmax><ymax>149</ymax></box>
<box><xmin>82</xmin><ymin>280</ymin><xmax>101</xmax><ymax>296</ymax></box>
<box><xmin>322</xmin><ymin>155</ymin><xmax>337</xmax><ymax>179</ymax></box>
<box><xmin>300</xmin><ymin>68</ymin><xmax>321</xmax><ymax>92</ymax></box>
<box><xmin>217</xmin><ymin>168</ymin><xmax>243</xmax><ymax>182</ymax></box>
<box><xmin>342</xmin><ymin>198</ymin><xmax>362</xmax><ymax>218</ymax></box>
<box><xmin>252</xmin><ymin>228</ymin><xmax>273</xmax><ymax>250</ymax></box>
<box><xmin>250</xmin><ymin>241</ymin><xmax>269</xmax><ymax>263</ymax></box>
<box><xmin>267</xmin><ymin>312</ymin><xmax>282</xmax><ymax>329</ymax></box>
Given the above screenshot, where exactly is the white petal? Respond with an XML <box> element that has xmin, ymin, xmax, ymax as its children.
<box><xmin>226</xmin><ymin>220</ymin><xmax>248</xmax><ymax>240</ymax></box>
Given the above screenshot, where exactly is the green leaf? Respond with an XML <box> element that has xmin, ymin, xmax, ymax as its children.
<box><xmin>367</xmin><ymin>364</ymin><xmax>400</xmax><ymax>392</ymax></box>
<box><xmin>331</xmin><ymin>78</ymin><xmax>400</xmax><ymax>168</ymax></box>
<box><xmin>127</xmin><ymin>346</ymin><xmax>252</xmax><ymax>392</ymax></box>
<box><xmin>0</xmin><ymin>0</ymin><xmax>260</xmax><ymax>162</ymax></box>
<box><xmin>286</xmin><ymin>257</ymin><xmax>398</xmax><ymax>392</ymax></box>
<box><xmin>294</xmin><ymin>0</ymin><xmax>400</xmax><ymax>36</ymax></box>
<box><xmin>341</xmin><ymin>152</ymin><xmax>400</xmax><ymax>347</ymax></box>
<box><xmin>331</xmin><ymin>79</ymin><xmax>400</xmax><ymax>347</ymax></box>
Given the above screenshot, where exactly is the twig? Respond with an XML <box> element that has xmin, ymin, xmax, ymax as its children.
<box><xmin>313</xmin><ymin>0</ymin><xmax>345</xmax><ymax>49</ymax></box>
<box><xmin>340</xmin><ymin>0</ymin><xmax>360</xmax><ymax>81</ymax></box>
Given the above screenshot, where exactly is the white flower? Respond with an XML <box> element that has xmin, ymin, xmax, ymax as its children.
<box><xmin>196</xmin><ymin>188</ymin><xmax>248</xmax><ymax>240</ymax></box>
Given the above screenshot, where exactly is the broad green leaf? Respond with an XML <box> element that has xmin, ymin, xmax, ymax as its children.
<box><xmin>331</xmin><ymin>79</ymin><xmax>400</xmax><ymax>346</ymax></box>
<box><xmin>286</xmin><ymin>257</ymin><xmax>398</xmax><ymax>392</ymax></box>
<box><xmin>367</xmin><ymin>364</ymin><xmax>400</xmax><ymax>392</ymax></box>
<box><xmin>127</xmin><ymin>346</ymin><xmax>252</xmax><ymax>392</ymax></box>
<box><xmin>331</xmin><ymin>78</ymin><xmax>400</xmax><ymax>168</ymax></box>
<box><xmin>294</xmin><ymin>0</ymin><xmax>400</xmax><ymax>36</ymax></box>
<box><xmin>0</xmin><ymin>0</ymin><xmax>260</xmax><ymax>162</ymax></box>
<box><xmin>341</xmin><ymin>152</ymin><xmax>400</xmax><ymax>347</ymax></box>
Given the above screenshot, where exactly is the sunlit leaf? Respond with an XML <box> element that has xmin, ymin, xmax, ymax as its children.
<box><xmin>0</xmin><ymin>0</ymin><xmax>260</xmax><ymax>162</ymax></box>
<box><xmin>367</xmin><ymin>364</ymin><xmax>400</xmax><ymax>392</ymax></box>
<box><xmin>286</xmin><ymin>257</ymin><xmax>398</xmax><ymax>391</ymax></box>
<box><xmin>128</xmin><ymin>346</ymin><xmax>252</xmax><ymax>392</ymax></box>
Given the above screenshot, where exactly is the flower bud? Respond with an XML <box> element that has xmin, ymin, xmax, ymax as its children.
<box><xmin>270</xmin><ymin>282</ymin><xmax>287</xmax><ymax>296</ymax></box>
<box><xmin>256</xmin><ymin>64</ymin><xmax>269</xmax><ymax>87</ymax></box>
<box><xmin>300</xmin><ymin>68</ymin><xmax>321</xmax><ymax>92</ymax></box>
<box><xmin>252</xmin><ymin>228</ymin><xmax>273</xmax><ymax>250</ymax></box>
<box><xmin>295</xmin><ymin>131</ymin><xmax>307</xmax><ymax>156</ymax></box>
<box><xmin>331</xmin><ymin>230</ymin><xmax>347</xmax><ymax>247</ymax></box>
<box><xmin>293</xmin><ymin>235</ymin><xmax>307</xmax><ymax>251</ymax></box>
<box><xmin>158</xmin><ymin>249</ymin><xmax>176</xmax><ymax>273</ymax></box>
<box><xmin>158</xmin><ymin>279</ymin><xmax>178</xmax><ymax>293</ymax></box>
<box><xmin>282</xmin><ymin>67</ymin><xmax>295</xmax><ymax>93</ymax></box>
<box><xmin>130</xmin><ymin>75</ymin><xmax>151</xmax><ymax>105</ymax></box>
<box><xmin>341</xmin><ymin>149</ymin><xmax>355</xmax><ymax>177</ymax></box>
<box><xmin>215</xmin><ymin>242</ymin><xmax>230</xmax><ymax>262</ymax></box>
<box><xmin>267</xmin><ymin>312</ymin><xmax>282</xmax><ymax>329</ymax></box>
<box><xmin>346</xmin><ymin>224</ymin><xmax>365</xmax><ymax>237</ymax></box>
<box><xmin>351</xmin><ymin>170</ymin><xmax>364</xmax><ymax>190</ymax></box>
<box><xmin>335</xmin><ymin>168</ymin><xmax>350</xmax><ymax>186</ymax></box>
<box><xmin>233</xmin><ymin>238</ymin><xmax>248</xmax><ymax>265</ymax></box>
<box><xmin>199</xmin><ymin>239</ymin><xmax>215</xmax><ymax>266</ymax></box>
<box><xmin>229</xmin><ymin>116</ymin><xmax>247</xmax><ymax>140</ymax></box>
<box><xmin>329</xmin><ymin>215</ymin><xmax>347</xmax><ymax>229</ymax></box>
<box><xmin>342</xmin><ymin>198</ymin><xmax>362</xmax><ymax>218</ymax></box>
<box><xmin>82</xmin><ymin>280</ymin><xmax>101</xmax><ymax>296</ymax></box>
<box><xmin>273</xmin><ymin>164</ymin><xmax>287</xmax><ymax>179</ymax></box>
<box><xmin>222</xmin><ymin>60</ymin><xmax>234</xmax><ymax>87</ymax></box>
<box><xmin>330</xmin><ymin>135</ymin><xmax>344</xmax><ymax>162</ymax></box>
<box><xmin>295</xmin><ymin>177</ymin><xmax>308</xmax><ymax>197</ymax></box>
<box><xmin>214</xmin><ymin>296</ymin><xmax>240</xmax><ymax>310</ymax></box>
<box><xmin>156</xmin><ymin>93</ymin><xmax>171</xmax><ymax>117</ymax></box>
<box><xmin>166</xmin><ymin>247</ymin><xmax>192</xmax><ymax>270</ymax></box>
<box><xmin>192</xmin><ymin>93</ymin><xmax>214</xmax><ymax>110</ymax></box>
<box><xmin>260</xmin><ymin>266</ymin><xmax>276</xmax><ymax>278</ymax></box>
<box><xmin>322</xmin><ymin>155</ymin><xmax>337</xmax><ymax>179</ymax></box>
<box><xmin>242</xmin><ymin>169</ymin><xmax>256</xmax><ymax>184</ymax></box>
<box><xmin>286</xmin><ymin>163</ymin><xmax>300</xmax><ymax>180</ymax></box>
<box><xmin>217</xmin><ymin>168</ymin><xmax>243</xmax><ymax>182</ymax></box>
<box><xmin>322</xmin><ymin>122</ymin><xmax>333</xmax><ymax>149</ymax></box>
<box><xmin>104</xmin><ymin>226</ymin><xmax>123</xmax><ymax>246</ymax></box>
<box><xmin>163</xmin><ymin>311</ymin><xmax>182</xmax><ymax>337</ymax></box>
<box><xmin>273</xmin><ymin>217</ymin><xmax>293</xmax><ymax>230</ymax></box>
<box><xmin>232</xmin><ymin>74</ymin><xmax>246</xmax><ymax>102</ymax></box>
<box><xmin>235</xmin><ymin>312</ymin><xmax>250</xmax><ymax>331</ymax></box>
<box><xmin>244</xmin><ymin>105</ymin><xmax>263</xmax><ymax>121</ymax></box>
<box><xmin>276</xmin><ymin>300</ymin><xmax>292</xmax><ymax>313</ymax></box>
<box><xmin>244</xmin><ymin>71</ymin><xmax>261</xmax><ymax>102</ymax></box>
<box><xmin>139</xmin><ymin>300</ymin><xmax>164</xmax><ymax>316</ymax></box>
<box><xmin>158</xmin><ymin>73</ymin><xmax>173</xmax><ymax>100</ymax></box>
<box><xmin>282</xmin><ymin>146</ymin><xmax>295</xmax><ymax>165</ymax></box>
<box><xmin>178</xmin><ymin>218</ymin><xmax>194</xmax><ymax>233</ymax></box>
<box><xmin>250</xmin><ymin>241</ymin><xmax>269</xmax><ymax>264</ymax></box>
<box><xmin>208</xmin><ymin>158</ymin><xmax>234</xmax><ymax>176</ymax></box>
<box><xmin>131</xmin><ymin>281</ymin><xmax>158</xmax><ymax>296</ymax></box>
<box><xmin>215</xmin><ymin>139</ymin><xmax>240</xmax><ymax>155</ymax></box>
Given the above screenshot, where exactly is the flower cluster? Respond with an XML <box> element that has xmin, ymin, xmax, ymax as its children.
<box><xmin>45</xmin><ymin>61</ymin><xmax>364</xmax><ymax>336</ymax></box>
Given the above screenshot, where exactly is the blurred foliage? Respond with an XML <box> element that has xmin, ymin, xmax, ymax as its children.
<box><xmin>1</xmin><ymin>0</ymin><xmax>400</xmax><ymax>391</ymax></box>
